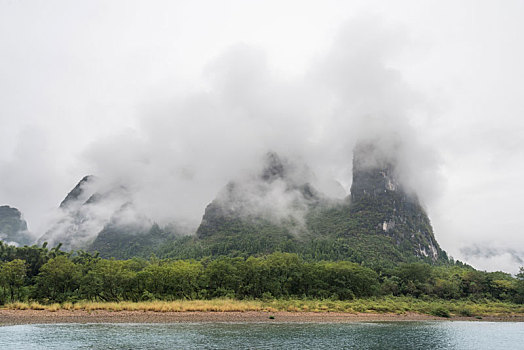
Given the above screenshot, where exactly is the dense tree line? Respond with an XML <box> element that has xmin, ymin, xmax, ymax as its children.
<box><xmin>1</xmin><ymin>241</ymin><xmax>523</xmax><ymax>304</ymax></box>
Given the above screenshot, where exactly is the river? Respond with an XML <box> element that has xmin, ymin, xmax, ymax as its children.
<box><xmin>0</xmin><ymin>321</ymin><xmax>522</xmax><ymax>349</ymax></box>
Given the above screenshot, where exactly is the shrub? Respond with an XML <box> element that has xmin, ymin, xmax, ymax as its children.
<box><xmin>458</xmin><ymin>307</ymin><xmax>473</xmax><ymax>317</ymax></box>
<box><xmin>431</xmin><ymin>306</ymin><xmax>451</xmax><ymax>318</ymax></box>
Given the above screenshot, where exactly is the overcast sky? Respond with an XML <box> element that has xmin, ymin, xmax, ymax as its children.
<box><xmin>1</xmin><ymin>0</ymin><xmax>523</xmax><ymax>273</ymax></box>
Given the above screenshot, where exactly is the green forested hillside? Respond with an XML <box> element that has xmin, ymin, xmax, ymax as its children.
<box><xmin>89</xmin><ymin>223</ymin><xmax>178</xmax><ymax>259</ymax></box>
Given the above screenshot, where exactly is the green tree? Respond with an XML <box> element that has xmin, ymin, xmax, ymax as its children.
<box><xmin>394</xmin><ymin>263</ymin><xmax>433</xmax><ymax>297</ymax></box>
<box><xmin>81</xmin><ymin>259</ymin><xmax>137</xmax><ymax>302</ymax></box>
<box><xmin>34</xmin><ymin>256</ymin><xmax>80</xmax><ymax>302</ymax></box>
<box><xmin>514</xmin><ymin>267</ymin><xmax>524</xmax><ymax>304</ymax></box>
<box><xmin>137</xmin><ymin>260</ymin><xmax>204</xmax><ymax>300</ymax></box>
<box><xmin>203</xmin><ymin>257</ymin><xmax>243</xmax><ymax>298</ymax></box>
<box><xmin>0</xmin><ymin>259</ymin><xmax>27</xmax><ymax>302</ymax></box>
<box><xmin>320</xmin><ymin>261</ymin><xmax>379</xmax><ymax>299</ymax></box>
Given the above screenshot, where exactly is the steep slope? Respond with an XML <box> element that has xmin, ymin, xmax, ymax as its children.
<box><xmin>347</xmin><ymin>141</ymin><xmax>444</xmax><ymax>261</ymax></box>
<box><xmin>189</xmin><ymin>144</ymin><xmax>447</xmax><ymax>266</ymax></box>
<box><xmin>36</xmin><ymin>143</ymin><xmax>447</xmax><ymax>265</ymax></box>
<box><xmin>194</xmin><ymin>152</ymin><xmax>324</xmax><ymax>256</ymax></box>
<box><xmin>39</xmin><ymin>176</ymin><xmax>179</xmax><ymax>257</ymax></box>
<box><xmin>87</xmin><ymin>201</ymin><xmax>186</xmax><ymax>258</ymax></box>
<box><xmin>0</xmin><ymin>205</ymin><xmax>32</xmax><ymax>246</ymax></box>
<box><xmin>38</xmin><ymin>175</ymin><xmax>130</xmax><ymax>250</ymax></box>
<box><xmin>89</xmin><ymin>222</ymin><xmax>179</xmax><ymax>259</ymax></box>
<box><xmin>59</xmin><ymin>175</ymin><xmax>94</xmax><ymax>208</ymax></box>
<box><xmin>305</xmin><ymin>141</ymin><xmax>446</xmax><ymax>265</ymax></box>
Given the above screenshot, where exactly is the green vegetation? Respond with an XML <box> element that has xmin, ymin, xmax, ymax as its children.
<box><xmin>2</xmin><ymin>298</ymin><xmax>523</xmax><ymax>317</ymax></box>
<box><xmin>148</xmin><ymin>162</ymin><xmax>448</xmax><ymax>267</ymax></box>
<box><xmin>107</xmin><ymin>149</ymin><xmax>448</xmax><ymax>266</ymax></box>
<box><xmin>152</xmin><ymin>200</ymin><xmax>448</xmax><ymax>270</ymax></box>
<box><xmin>1</xmin><ymin>241</ymin><xmax>524</xmax><ymax>318</ymax></box>
<box><xmin>90</xmin><ymin>223</ymin><xmax>177</xmax><ymax>259</ymax></box>
<box><xmin>2</xmin><ymin>147</ymin><xmax>516</xmax><ymax>319</ymax></box>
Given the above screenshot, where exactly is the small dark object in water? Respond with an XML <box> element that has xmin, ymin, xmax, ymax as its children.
<box><xmin>269</xmin><ymin>316</ymin><xmax>275</xmax><ymax>319</ymax></box>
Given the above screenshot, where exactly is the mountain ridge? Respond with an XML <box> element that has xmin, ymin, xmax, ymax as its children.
<box><xmin>3</xmin><ymin>143</ymin><xmax>448</xmax><ymax>266</ymax></box>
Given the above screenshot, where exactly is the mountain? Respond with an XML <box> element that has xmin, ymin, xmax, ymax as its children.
<box><xmin>192</xmin><ymin>152</ymin><xmax>325</xmax><ymax>257</ymax></box>
<box><xmin>186</xmin><ymin>144</ymin><xmax>447</xmax><ymax>266</ymax></box>
<box><xmin>38</xmin><ymin>175</ymin><xmax>128</xmax><ymax>250</ymax></box>
<box><xmin>0</xmin><ymin>205</ymin><xmax>32</xmax><ymax>246</ymax></box>
<box><xmin>35</xmin><ymin>142</ymin><xmax>447</xmax><ymax>266</ymax></box>
<box><xmin>305</xmin><ymin>141</ymin><xmax>446</xmax><ymax>264</ymax></box>
<box><xmin>38</xmin><ymin>176</ymin><xmax>179</xmax><ymax>257</ymax></box>
<box><xmin>89</xmin><ymin>222</ymin><xmax>179</xmax><ymax>259</ymax></box>
<box><xmin>347</xmin><ymin>141</ymin><xmax>443</xmax><ymax>261</ymax></box>
<box><xmin>59</xmin><ymin>175</ymin><xmax>94</xmax><ymax>209</ymax></box>
<box><xmin>87</xmin><ymin>201</ymin><xmax>184</xmax><ymax>259</ymax></box>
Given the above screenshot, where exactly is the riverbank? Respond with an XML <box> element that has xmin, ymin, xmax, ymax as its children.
<box><xmin>2</xmin><ymin>309</ymin><xmax>524</xmax><ymax>325</ymax></box>
<box><xmin>1</xmin><ymin>298</ymin><xmax>523</xmax><ymax>325</ymax></box>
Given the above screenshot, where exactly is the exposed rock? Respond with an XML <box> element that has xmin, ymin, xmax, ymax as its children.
<box><xmin>348</xmin><ymin>140</ymin><xmax>444</xmax><ymax>261</ymax></box>
<box><xmin>59</xmin><ymin>175</ymin><xmax>95</xmax><ymax>209</ymax></box>
<box><xmin>0</xmin><ymin>205</ymin><xmax>32</xmax><ymax>246</ymax></box>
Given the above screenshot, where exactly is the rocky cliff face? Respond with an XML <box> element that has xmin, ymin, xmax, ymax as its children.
<box><xmin>0</xmin><ymin>205</ymin><xmax>32</xmax><ymax>246</ymax></box>
<box><xmin>348</xmin><ymin>141</ymin><xmax>443</xmax><ymax>261</ymax></box>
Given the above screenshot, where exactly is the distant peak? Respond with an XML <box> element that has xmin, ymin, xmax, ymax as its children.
<box><xmin>59</xmin><ymin>175</ymin><xmax>95</xmax><ymax>208</ymax></box>
<box><xmin>350</xmin><ymin>140</ymin><xmax>402</xmax><ymax>200</ymax></box>
<box><xmin>0</xmin><ymin>205</ymin><xmax>31</xmax><ymax>246</ymax></box>
<box><xmin>352</xmin><ymin>140</ymin><xmax>398</xmax><ymax>172</ymax></box>
<box><xmin>260</xmin><ymin>151</ymin><xmax>286</xmax><ymax>182</ymax></box>
<box><xmin>0</xmin><ymin>205</ymin><xmax>23</xmax><ymax>218</ymax></box>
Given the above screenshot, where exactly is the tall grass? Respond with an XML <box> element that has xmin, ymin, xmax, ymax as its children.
<box><xmin>2</xmin><ymin>297</ymin><xmax>524</xmax><ymax>316</ymax></box>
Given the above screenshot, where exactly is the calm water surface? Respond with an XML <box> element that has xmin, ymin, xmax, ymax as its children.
<box><xmin>0</xmin><ymin>321</ymin><xmax>522</xmax><ymax>349</ymax></box>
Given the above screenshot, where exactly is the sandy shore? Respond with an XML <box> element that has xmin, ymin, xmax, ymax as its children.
<box><xmin>1</xmin><ymin>310</ymin><xmax>523</xmax><ymax>325</ymax></box>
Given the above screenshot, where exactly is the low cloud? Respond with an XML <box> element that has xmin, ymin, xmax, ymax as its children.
<box><xmin>73</xmin><ymin>18</ymin><xmax>442</xmax><ymax>236</ymax></box>
<box><xmin>1</xmin><ymin>16</ymin><xmax>445</xmax><ymax>259</ymax></box>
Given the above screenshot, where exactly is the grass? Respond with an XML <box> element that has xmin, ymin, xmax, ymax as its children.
<box><xmin>2</xmin><ymin>297</ymin><xmax>524</xmax><ymax>317</ymax></box>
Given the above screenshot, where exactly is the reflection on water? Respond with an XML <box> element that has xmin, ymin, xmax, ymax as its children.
<box><xmin>0</xmin><ymin>321</ymin><xmax>523</xmax><ymax>349</ymax></box>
